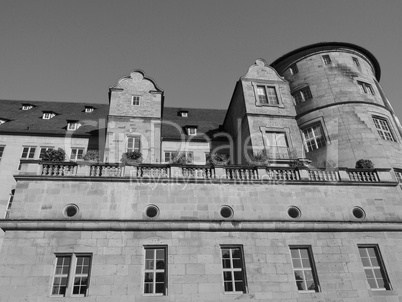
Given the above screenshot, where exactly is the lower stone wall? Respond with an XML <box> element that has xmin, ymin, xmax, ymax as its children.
<box><xmin>1</xmin><ymin>229</ymin><xmax>402</xmax><ymax>301</ymax></box>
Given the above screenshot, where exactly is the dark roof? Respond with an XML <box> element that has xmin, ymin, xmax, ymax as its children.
<box><xmin>0</xmin><ymin>100</ymin><xmax>109</xmax><ymax>136</ymax></box>
<box><xmin>270</xmin><ymin>42</ymin><xmax>381</xmax><ymax>81</ymax></box>
<box><xmin>162</xmin><ymin>107</ymin><xmax>227</xmax><ymax>141</ymax></box>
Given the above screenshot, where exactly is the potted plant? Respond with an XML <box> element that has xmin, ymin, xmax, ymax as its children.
<box><xmin>42</xmin><ymin>148</ymin><xmax>66</xmax><ymax>162</ymax></box>
<box><xmin>121</xmin><ymin>151</ymin><xmax>143</xmax><ymax>165</ymax></box>
<box><xmin>169</xmin><ymin>152</ymin><xmax>192</xmax><ymax>165</ymax></box>
<box><xmin>83</xmin><ymin>150</ymin><xmax>100</xmax><ymax>162</ymax></box>
<box><xmin>206</xmin><ymin>153</ymin><xmax>229</xmax><ymax>166</ymax></box>
<box><xmin>247</xmin><ymin>150</ymin><xmax>270</xmax><ymax>166</ymax></box>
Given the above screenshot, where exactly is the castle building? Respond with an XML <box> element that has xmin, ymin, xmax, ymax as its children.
<box><xmin>1</xmin><ymin>42</ymin><xmax>402</xmax><ymax>301</ymax></box>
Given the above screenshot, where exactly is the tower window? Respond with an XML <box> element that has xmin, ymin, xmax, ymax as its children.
<box><xmin>358</xmin><ymin>245</ymin><xmax>392</xmax><ymax>290</ymax></box>
<box><xmin>302</xmin><ymin>123</ymin><xmax>326</xmax><ymax>152</ymax></box>
<box><xmin>357</xmin><ymin>81</ymin><xmax>375</xmax><ymax>95</ymax></box>
<box><xmin>292</xmin><ymin>86</ymin><xmax>313</xmax><ymax>104</ymax></box>
<box><xmin>256</xmin><ymin>85</ymin><xmax>279</xmax><ymax>105</ymax></box>
<box><xmin>289</xmin><ymin>64</ymin><xmax>299</xmax><ymax>75</ymax></box>
<box><xmin>132</xmin><ymin>96</ymin><xmax>141</xmax><ymax>106</ymax></box>
<box><xmin>264</xmin><ymin>132</ymin><xmax>289</xmax><ymax>159</ymax></box>
<box><xmin>290</xmin><ymin>247</ymin><xmax>320</xmax><ymax>292</ymax></box>
<box><xmin>353</xmin><ymin>57</ymin><xmax>360</xmax><ymax>67</ymax></box>
<box><xmin>322</xmin><ymin>55</ymin><xmax>332</xmax><ymax>65</ymax></box>
<box><xmin>373</xmin><ymin>116</ymin><xmax>396</xmax><ymax>142</ymax></box>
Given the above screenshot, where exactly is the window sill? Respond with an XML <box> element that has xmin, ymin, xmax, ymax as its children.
<box><xmin>255</xmin><ymin>103</ymin><xmax>284</xmax><ymax>108</ymax></box>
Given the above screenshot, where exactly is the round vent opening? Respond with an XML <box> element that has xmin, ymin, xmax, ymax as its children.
<box><xmin>352</xmin><ymin>207</ymin><xmax>366</xmax><ymax>219</ymax></box>
<box><xmin>64</xmin><ymin>204</ymin><xmax>79</xmax><ymax>218</ymax></box>
<box><xmin>220</xmin><ymin>205</ymin><xmax>234</xmax><ymax>219</ymax></box>
<box><xmin>145</xmin><ymin>205</ymin><xmax>160</xmax><ymax>218</ymax></box>
<box><xmin>288</xmin><ymin>206</ymin><xmax>301</xmax><ymax>219</ymax></box>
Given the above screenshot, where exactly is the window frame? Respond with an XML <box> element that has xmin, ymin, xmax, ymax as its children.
<box><xmin>22</xmin><ymin>105</ymin><xmax>33</xmax><ymax>110</ymax></box>
<box><xmin>352</xmin><ymin>57</ymin><xmax>360</xmax><ymax>67</ymax></box>
<box><xmin>143</xmin><ymin>246</ymin><xmax>168</xmax><ymax>296</ymax></box>
<box><xmin>292</xmin><ymin>86</ymin><xmax>313</xmax><ymax>105</ymax></box>
<box><xmin>263</xmin><ymin>131</ymin><xmax>290</xmax><ymax>159</ymax></box>
<box><xmin>252</xmin><ymin>82</ymin><xmax>283</xmax><ymax>107</ymax></box>
<box><xmin>39</xmin><ymin>147</ymin><xmax>54</xmax><ymax>159</ymax></box>
<box><xmin>21</xmin><ymin>146</ymin><xmax>36</xmax><ymax>159</ymax></box>
<box><xmin>132</xmin><ymin>95</ymin><xmax>141</xmax><ymax>106</ymax></box>
<box><xmin>51</xmin><ymin>253</ymin><xmax>92</xmax><ymax>297</ymax></box>
<box><xmin>127</xmin><ymin>136</ymin><xmax>141</xmax><ymax>153</ymax></box>
<box><xmin>0</xmin><ymin>145</ymin><xmax>5</xmax><ymax>161</ymax></box>
<box><xmin>70</xmin><ymin>148</ymin><xmax>84</xmax><ymax>161</ymax></box>
<box><xmin>163</xmin><ymin>151</ymin><xmax>193</xmax><ymax>164</ymax></box>
<box><xmin>187</xmin><ymin>127</ymin><xmax>197</xmax><ymax>136</ymax></box>
<box><xmin>220</xmin><ymin>245</ymin><xmax>248</xmax><ymax>294</ymax></box>
<box><xmin>289</xmin><ymin>63</ymin><xmax>299</xmax><ymax>75</ymax></box>
<box><xmin>358</xmin><ymin>245</ymin><xmax>392</xmax><ymax>291</ymax></box>
<box><xmin>67</xmin><ymin>122</ymin><xmax>81</xmax><ymax>131</ymax></box>
<box><xmin>84</xmin><ymin>107</ymin><xmax>95</xmax><ymax>113</ymax></box>
<box><xmin>289</xmin><ymin>246</ymin><xmax>320</xmax><ymax>293</ymax></box>
<box><xmin>372</xmin><ymin>116</ymin><xmax>396</xmax><ymax>142</ymax></box>
<box><xmin>357</xmin><ymin>81</ymin><xmax>375</xmax><ymax>95</ymax></box>
<box><xmin>42</xmin><ymin>112</ymin><xmax>55</xmax><ymax>120</ymax></box>
<box><xmin>301</xmin><ymin>123</ymin><xmax>327</xmax><ymax>152</ymax></box>
<box><xmin>322</xmin><ymin>55</ymin><xmax>332</xmax><ymax>65</ymax></box>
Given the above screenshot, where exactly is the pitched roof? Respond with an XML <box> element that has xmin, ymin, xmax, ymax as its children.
<box><xmin>0</xmin><ymin>100</ymin><xmax>109</xmax><ymax>136</ymax></box>
<box><xmin>161</xmin><ymin>107</ymin><xmax>227</xmax><ymax>141</ymax></box>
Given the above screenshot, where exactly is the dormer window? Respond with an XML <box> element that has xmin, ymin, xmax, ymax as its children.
<box><xmin>67</xmin><ymin>121</ymin><xmax>81</xmax><ymax>131</ymax></box>
<box><xmin>85</xmin><ymin>106</ymin><xmax>95</xmax><ymax>113</ymax></box>
<box><xmin>42</xmin><ymin>112</ymin><xmax>56</xmax><ymax>119</ymax></box>
<box><xmin>186</xmin><ymin>126</ymin><xmax>197</xmax><ymax>136</ymax></box>
<box><xmin>179</xmin><ymin>111</ymin><xmax>188</xmax><ymax>117</ymax></box>
<box><xmin>132</xmin><ymin>96</ymin><xmax>141</xmax><ymax>106</ymax></box>
<box><xmin>0</xmin><ymin>119</ymin><xmax>5</xmax><ymax>126</ymax></box>
<box><xmin>22</xmin><ymin>104</ymin><xmax>34</xmax><ymax>110</ymax></box>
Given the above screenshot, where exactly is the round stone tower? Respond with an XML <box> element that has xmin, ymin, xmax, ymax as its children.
<box><xmin>271</xmin><ymin>42</ymin><xmax>402</xmax><ymax>169</ymax></box>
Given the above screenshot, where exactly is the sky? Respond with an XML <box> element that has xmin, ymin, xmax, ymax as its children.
<box><xmin>1</xmin><ymin>0</ymin><xmax>402</xmax><ymax>118</ymax></box>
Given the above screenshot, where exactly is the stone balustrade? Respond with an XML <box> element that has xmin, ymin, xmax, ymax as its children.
<box><xmin>16</xmin><ymin>161</ymin><xmax>400</xmax><ymax>184</ymax></box>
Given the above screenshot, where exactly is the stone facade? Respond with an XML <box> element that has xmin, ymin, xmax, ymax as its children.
<box><xmin>1</xmin><ymin>42</ymin><xmax>402</xmax><ymax>301</ymax></box>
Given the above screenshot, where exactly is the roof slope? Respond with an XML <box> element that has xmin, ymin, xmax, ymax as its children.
<box><xmin>162</xmin><ymin>107</ymin><xmax>227</xmax><ymax>141</ymax></box>
<box><xmin>0</xmin><ymin>100</ymin><xmax>109</xmax><ymax>136</ymax></box>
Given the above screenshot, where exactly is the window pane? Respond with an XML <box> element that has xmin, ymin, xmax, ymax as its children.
<box><xmin>155</xmin><ymin>283</ymin><xmax>165</xmax><ymax>294</ymax></box>
<box><xmin>224</xmin><ymin>282</ymin><xmax>233</xmax><ymax>292</ymax></box>
<box><xmin>223</xmin><ymin>271</ymin><xmax>232</xmax><ymax>281</ymax></box>
<box><xmin>235</xmin><ymin>281</ymin><xmax>245</xmax><ymax>292</ymax></box>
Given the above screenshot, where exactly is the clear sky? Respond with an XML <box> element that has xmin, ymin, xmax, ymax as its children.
<box><xmin>1</xmin><ymin>0</ymin><xmax>402</xmax><ymax>118</ymax></box>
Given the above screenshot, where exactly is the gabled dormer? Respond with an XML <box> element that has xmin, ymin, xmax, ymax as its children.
<box><xmin>67</xmin><ymin>121</ymin><xmax>81</xmax><ymax>131</ymax></box>
<box><xmin>0</xmin><ymin>119</ymin><xmax>7</xmax><ymax>126</ymax></box>
<box><xmin>42</xmin><ymin>111</ymin><xmax>56</xmax><ymax>120</ymax></box>
<box><xmin>21</xmin><ymin>104</ymin><xmax>34</xmax><ymax>111</ymax></box>
<box><xmin>84</xmin><ymin>106</ymin><xmax>95</xmax><ymax>113</ymax></box>
<box><xmin>178</xmin><ymin>110</ymin><xmax>188</xmax><ymax>117</ymax></box>
<box><xmin>185</xmin><ymin>125</ymin><xmax>198</xmax><ymax>136</ymax></box>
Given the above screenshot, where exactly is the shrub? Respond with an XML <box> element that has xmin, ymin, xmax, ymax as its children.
<box><xmin>83</xmin><ymin>150</ymin><xmax>100</xmax><ymax>162</ymax></box>
<box><xmin>121</xmin><ymin>151</ymin><xmax>142</xmax><ymax>164</ymax></box>
<box><xmin>355</xmin><ymin>159</ymin><xmax>374</xmax><ymax>169</ymax></box>
<box><xmin>206</xmin><ymin>153</ymin><xmax>229</xmax><ymax>166</ymax></box>
<box><xmin>42</xmin><ymin>148</ymin><xmax>66</xmax><ymax>162</ymax></box>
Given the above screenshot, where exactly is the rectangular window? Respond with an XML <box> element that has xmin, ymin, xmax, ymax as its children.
<box><xmin>39</xmin><ymin>147</ymin><xmax>54</xmax><ymax>159</ymax></box>
<box><xmin>21</xmin><ymin>147</ymin><xmax>36</xmax><ymax>159</ymax></box>
<box><xmin>358</xmin><ymin>245</ymin><xmax>392</xmax><ymax>290</ymax></box>
<box><xmin>292</xmin><ymin>86</ymin><xmax>312</xmax><ymax>104</ymax></box>
<box><xmin>187</xmin><ymin>127</ymin><xmax>197</xmax><ymax>135</ymax></box>
<box><xmin>144</xmin><ymin>247</ymin><xmax>167</xmax><ymax>295</ymax></box>
<box><xmin>256</xmin><ymin>85</ymin><xmax>279</xmax><ymax>105</ymax></box>
<box><xmin>353</xmin><ymin>57</ymin><xmax>360</xmax><ymax>67</ymax></box>
<box><xmin>51</xmin><ymin>254</ymin><xmax>91</xmax><ymax>297</ymax></box>
<box><xmin>373</xmin><ymin>117</ymin><xmax>396</xmax><ymax>142</ymax></box>
<box><xmin>322</xmin><ymin>55</ymin><xmax>332</xmax><ymax>65</ymax></box>
<box><xmin>132</xmin><ymin>96</ymin><xmax>140</xmax><ymax>105</ymax></box>
<box><xmin>127</xmin><ymin>137</ymin><xmax>141</xmax><ymax>152</ymax></box>
<box><xmin>221</xmin><ymin>246</ymin><xmax>247</xmax><ymax>293</ymax></box>
<box><xmin>71</xmin><ymin>148</ymin><xmax>84</xmax><ymax>161</ymax></box>
<box><xmin>290</xmin><ymin>247</ymin><xmax>320</xmax><ymax>292</ymax></box>
<box><xmin>164</xmin><ymin>151</ymin><xmax>193</xmax><ymax>163</ymax></box>
<box><xmin>264</xmin><ymin>132</ymin><xmax>289</xmax><ymax>159</ymax></box>
<box><xmin>302</xmin><ymin>124</ymin><xmax>326</xmax><ymax>152</ymax></box>
<box><xmin>289</xmin><ymin>63</ymin><xmax>298</xmax><ymax>75</ymax></box>
<box><xmin>357</xmin><ymin>81</ymin><xmax>375</xmax><ymax>95</ymax></box>
<box><xmin>0</xmin><ymin>145</ymin><xmax>5</xmax><ymax>160</ymax></box>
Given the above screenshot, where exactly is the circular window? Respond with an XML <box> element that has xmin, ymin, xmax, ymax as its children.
<box><xmin>64</xmin><ymin>204</ymin><xmax>79</xmax><ymax>218</ymax></box>
<box><xmin>288</xmin><ymin>206</ymin><xmax>301</xmax><ymax>219</ymax></box>
<box><xmin>220</xmin><ymin>205</ymin><xmax>234</xmax><ymax>219</ymax></box>
<box><xmin>352</xmin><ymin>207</ymin><xmax>366</xmax><ymax>219</ymax></box>
<box><xmin>145</xmin><ymin>205</ymin><xmax>160</xmax><ymax>218</ymax></box>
